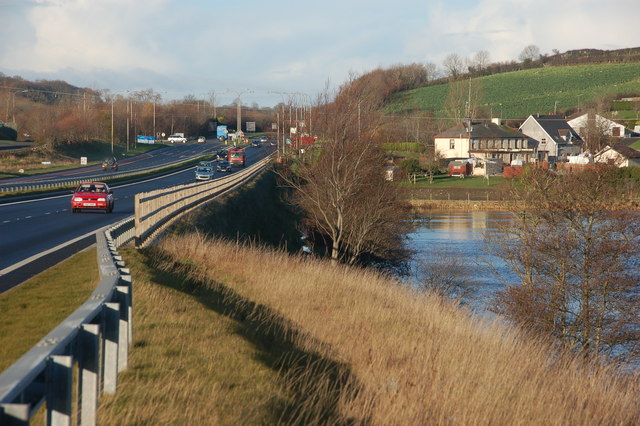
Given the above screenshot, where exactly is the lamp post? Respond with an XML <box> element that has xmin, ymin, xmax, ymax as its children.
<box><xmin>227</xmin><ymin>89</ymin><xmax>252</xmax><ymax>140</ymax></box>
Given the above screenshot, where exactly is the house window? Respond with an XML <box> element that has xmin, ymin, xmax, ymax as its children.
<box><xmin>612</xmin><ymin>127</ymin><xmax>621</xmax><ymax>137</ymax></box>
<box><xmin>450</xmin><ymin>139</ymin><xmax>455</xmax><ymax>149</ymax></box>
<box><xmin>541</xmin><ymin>138</ymin><xmax>546</xmax><ymax>145</ymax></box>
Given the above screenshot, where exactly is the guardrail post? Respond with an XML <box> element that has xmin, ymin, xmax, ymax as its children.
<box><xmin>119</xmin><ymin>272</ymin><xmax>133</xmax><ymax>344</ymax></box>
<box><xmin>46</xmin><ymin>355</ymin><xmax>73</xmax><ymax>426</ymax></box>
<box><xmin>78</xmin><ymin>324</ymin><xmax>99</xmax><ymax>426</ymax></box>
<box><xmin>116</xmin><ymin>286</ymin><xmax>130</xmax><ymax>372</ymax></box>
<box><xmin>102</xmin><ymin>302</ymin><xmax>120</xmax><ymax>395</ymax></box>
<box><xmin>134</xmin><ymin>193</ymin><xmax>141</xmax><ymax>248</ymax></box>
<box><xmin>0</xmin><ymin>403</ymin><xmax>30</xmax><ymax>425</ymax></box>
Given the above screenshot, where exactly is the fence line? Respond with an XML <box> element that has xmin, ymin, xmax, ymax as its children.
<box><xmin>0</xmin><ymin>223</ymin><xmax>132</xmax><ymax>425</ymax></box>
<box><xmin>135</xmin><ymin>155</ymin><xmax>272</xmax><ymax>247</ymax></box>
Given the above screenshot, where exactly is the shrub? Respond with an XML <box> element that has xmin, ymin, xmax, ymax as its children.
<box><xmin>400</xmin><ymin>157</ymin><xmax>422</xmax><ymax>174</ymax></box>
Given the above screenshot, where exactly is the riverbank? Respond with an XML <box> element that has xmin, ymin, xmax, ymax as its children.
<box><xmin>407</xmin><ymin>198</ymin><xmax>513</xmax><ymax>211</ymax></box>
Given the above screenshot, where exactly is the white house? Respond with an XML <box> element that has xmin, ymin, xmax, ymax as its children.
<box><xmin>593</xmin><ymin>140</ymin><xmax>640</xmax><ymax>167</ymax></box>
<box><xmin>567</xmin><ymin>112</ymin><xmax>635</xmax><ymax>138</ymax></box>
<box><xmin>518</xmin><ymin>114</ymin><xmax>583</xmax><ymax>162</ymax></box>
<box><xmin>434</xmin><ymin>119</ymin><xmax>537</xmax><ymax>166</ymax></box>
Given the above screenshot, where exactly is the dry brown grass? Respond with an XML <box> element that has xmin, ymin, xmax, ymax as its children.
<box><xmin>97</xmin><ymin>248</ymin><xmax>294</xmax><ymax>425</ymax></box>
<box><xmin>0</xmin><ymin>150</ymin><xmax>76</xmax><ymax>174</ymax></box>
<box><xmin>146</xmin><ymin>233</ymin><xmax>640</xmax><ymax>424</ymax></box>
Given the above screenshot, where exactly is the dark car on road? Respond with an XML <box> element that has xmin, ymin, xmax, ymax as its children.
<box><xmin>216</xmin><ymin>160</ymin><xmax>232</xmax><ymax>172</ymax></box>
<box><xmin>71</xmin><ymin>182</ymin><xmax>114</xmax><ymax>213</ymax></box>
<box><xmin>216</xmin><ymin>149</ymin><xmax>228</xmax><ymax>161</ymax></box>
<box><xmin>102</xmin><ymin>157</ymin><xmax>118</xmax><ymax>171</ymax></box>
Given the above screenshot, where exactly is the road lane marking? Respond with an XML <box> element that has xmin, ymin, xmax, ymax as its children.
<box><xmin>0</xmin><ymin>227</ymin><xmax>103</xmax><ymax>277</ymax></box>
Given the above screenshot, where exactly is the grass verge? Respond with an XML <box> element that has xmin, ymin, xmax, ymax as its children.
<box><xmin>0</xmin><ymin>141</ymin><xmax>165</xmax><ymax>179</ymax></box>
<box><xmin>0</xmin><ymin>248</ymin><xmax>98</xmax><ymax>372</ymax></box>
<box><xmin>98</xmin><ymin>248</ymin><xmax>302</xmax><ymax>424</ymax></box>
<box><xmin>103</xmin><ymin>233</ymin><xmax>639</xmax><ymax>424</ymax></box>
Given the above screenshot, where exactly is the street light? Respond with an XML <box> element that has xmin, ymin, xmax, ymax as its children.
<box><xmin>227</xmin><ymin>89</ymin><xmax>253</xmax><ymax>141</ymax></box>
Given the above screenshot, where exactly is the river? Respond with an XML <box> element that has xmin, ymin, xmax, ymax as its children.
<box><xmin>405</xmin><ymin>210</ymin><xmax>517</xmax><ymax>313</ymax></box>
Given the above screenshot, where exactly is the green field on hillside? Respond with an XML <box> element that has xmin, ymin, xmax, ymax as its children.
<box><xmin>387</xmin><ymin>62</ymin><xmax>640</xmax><ymax>120</ymax></box>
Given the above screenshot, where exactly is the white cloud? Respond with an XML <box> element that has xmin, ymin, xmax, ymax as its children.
<box><xmin>1</xmin><ymin>0</ymin><xmax>639</xmax><ymax>106</ymax></box>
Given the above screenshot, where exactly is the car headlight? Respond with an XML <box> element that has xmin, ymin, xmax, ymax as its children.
<box><xmin>73</xmin><ymin>197</ymin><xmax>83</xmax><ymax>202</ymax></box>
<box><xmin>97</xmin><ymin>197</ymin><xmax>106</xmax><ymax>202</ymax></box>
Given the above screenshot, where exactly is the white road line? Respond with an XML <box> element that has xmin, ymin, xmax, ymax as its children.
<box><xmin>0</xmin><ymin>228</ymin><xmax>100</xmax><ymax>277</ymax></box>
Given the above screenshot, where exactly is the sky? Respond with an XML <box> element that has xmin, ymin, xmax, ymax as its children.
<box><xmin>1</xmin><ymin>0</ymin><xmax>639</xmax><ymax>107</ymax></box>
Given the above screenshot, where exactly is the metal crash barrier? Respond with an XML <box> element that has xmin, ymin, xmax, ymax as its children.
<box><xmin>0</xmin><ymin>223</ymin><xmax>133</xmax><ymax>425</ymax></box>
<box><xmin>0</xmin><ymin>155</ymin><xmax>272</xmax><ymax>425</ymax></box>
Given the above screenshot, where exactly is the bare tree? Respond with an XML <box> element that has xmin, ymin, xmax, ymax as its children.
<box><xmin>442</xmin><ymin>53</ymin><xmax>464</xmax><ymax>79</ymax></box>
<box><xmin>424</xmin><ymin>150</ymin><xmax>443</xmax><ymax>184</ymax></box>
<box><xmin>424</xmin><ymin>62</ymin><xmax>441</xmax><ymax>81</ymax></box>
<box><xmin>470</xmin><ymin>50</ymin><xmax>490</xmax><ymax>74</ymax></box>
<box><xmin>279</xmin><ymin>78</ymin><xmax>410</xmax><ymax>267</ymax></box>
<box><xmin>489</xmin><ymin>167</ymin><xmax>640</xmax><ymax>364</ymax></box>
<box><xmin>444</xmin><ymin>78</ymin><xmax>484</xmax><ymax>124</ymax></box>
<box><xmin>578</xmin><ymin>110</ymin><xmax>618</xmax><ymax>153</ymax></box>
<box><xmin>519</xmin><ymin>45</ymin><xmax>541</xmax><ymax>63</ymax></box>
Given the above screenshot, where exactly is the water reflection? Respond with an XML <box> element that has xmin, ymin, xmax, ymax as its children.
<box><xmin>406</xmin><ymin>210</ymin><xmax>516</xmax><ymax>313</ymax></box>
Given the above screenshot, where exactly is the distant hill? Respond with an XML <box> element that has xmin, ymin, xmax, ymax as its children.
<box><xmin>0</xmin><ymin>74</ymin><xmax>100</xmax><ymax>105</ymax></box>
<box><xmin>387</xmin><ymin>62</ymin><xmax>640</xmax><ymax>122</ymax></box>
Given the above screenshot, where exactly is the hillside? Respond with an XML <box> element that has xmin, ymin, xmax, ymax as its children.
<box><xmin>387</xmin><ymin>62</ymin><xmax>640</xmax><ymax>121</ymax></box>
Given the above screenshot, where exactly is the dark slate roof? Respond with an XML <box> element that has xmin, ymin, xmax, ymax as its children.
<box><xmin>529</xmin><ymin>114</ymin><xmax>584</xmax><ymax>144</ymax></box>
<box><xmin>610</xmin><ymin>144</ymin><xmax>640</xmax><ymax>159</ymax></box>
<box><xmin>616</xmin><ymin>137</ymin><xmax>640</xmax><ymax>147</ymax></box>
<box><xmin>435</xmin><ymin>122</ymin><xmax>528</xmax><ymax>139</ymax></box>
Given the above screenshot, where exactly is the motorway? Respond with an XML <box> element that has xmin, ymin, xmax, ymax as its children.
<box><xmin>0</xmin><ymin>140</ymin><xmax>273</xmax><ymax>291</ymax></box>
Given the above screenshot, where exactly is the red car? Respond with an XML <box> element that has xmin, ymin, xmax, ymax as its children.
<box><xmin>71</xmin><ymin>182</ymin><xmax>114</xmax><ymax>213</ymax></box>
